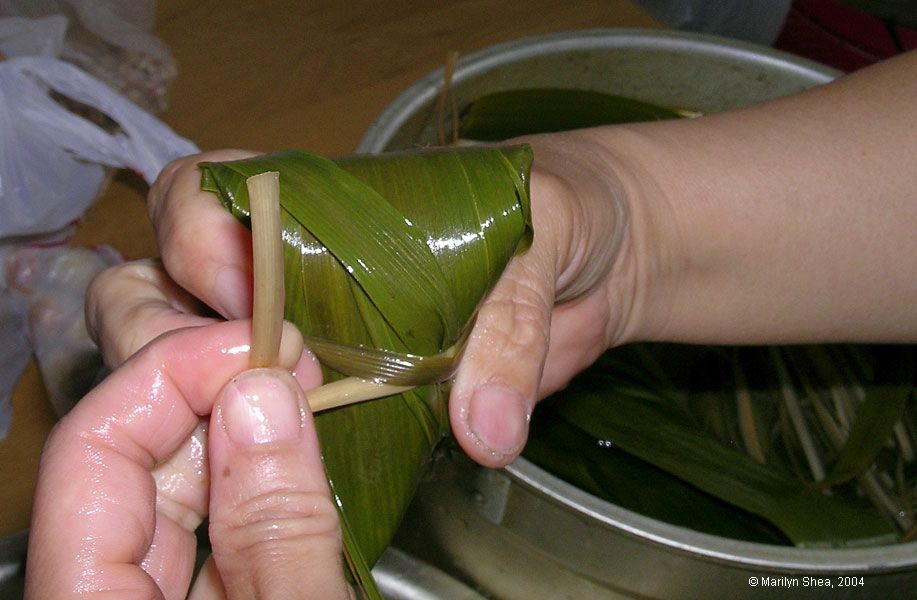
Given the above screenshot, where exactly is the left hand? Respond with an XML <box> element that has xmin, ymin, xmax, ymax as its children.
<box><xmin>26</xmin><ymin>260</ymin><xmax>353</xmax><ymax>599</ymax></box>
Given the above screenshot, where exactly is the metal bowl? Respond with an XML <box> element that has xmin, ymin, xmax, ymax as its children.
<box><xmin>358</xmin><ymin>29</ymin><xmax>917</xmax><ymax>599</ymax></box>
<box><xmin>358</xmin><ymin>28</ymin><xmax>837</xmax><ymax>152</ymax></box>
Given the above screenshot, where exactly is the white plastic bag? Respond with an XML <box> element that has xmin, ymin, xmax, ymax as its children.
<box><xmin>0</xmin><ymin>56</ymin><xmax>199</xmax><ymax>238</ymax></box>
<box><xmin>0</xmin><ymin>0</ymin><xmax>176</xmax><ymax>112</ymax></box>
<box><xmin>0</xmin><ymin>13</ymin><xmax>67</xmax><ymax>57</ymax></box>
<box><xmin>1</xmin><ymin>0</ymin><xmax>168</xmax><ymax>61</ymax></box>
<box><xmin>0</xmin><ymin>9</ymin><xmax>199</xmax><ymax>438</ymax></box>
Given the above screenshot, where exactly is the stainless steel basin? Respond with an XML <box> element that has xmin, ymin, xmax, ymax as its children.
<box><xmin>359</xmin><ymin>28</ymin><xmax>917</xmax><ymax>599</ymax></box>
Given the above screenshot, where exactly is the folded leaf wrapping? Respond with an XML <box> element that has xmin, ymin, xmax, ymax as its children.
<box><xmin>200</xmin><ymin>145</ymin><xmax>533</xmax><ymax>567</ymax></box>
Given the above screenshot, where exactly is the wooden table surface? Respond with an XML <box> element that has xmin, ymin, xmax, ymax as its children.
<box><xmin>0</xmin><ymin>0</ymin><xmax>659</xmax><ymax>536</ymax></box>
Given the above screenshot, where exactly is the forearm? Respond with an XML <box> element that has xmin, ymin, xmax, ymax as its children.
<box><xmin>606</xmin><ymin>50</ymin><xmax>917</xmax><ymax>345</ymax></box>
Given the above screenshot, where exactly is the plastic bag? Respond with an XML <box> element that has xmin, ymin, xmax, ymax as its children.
<box><xmin>3</xmin><ymin>245</ymin><xmax>122</xmax><ymax>422</ymax></box>
<box><xmin>0</xmin><ymin>0</ymin><xmax>176</xmax><ymax>113</ymax></box>
<box><xmin>0</xmin><ymin>13</ymin><xmax>67</xmax><ymax>57</ymax></box>
<box><xmin>0</xmin><ymin>288</ymin><xmax>30</xmax><ymax>436</ymax></box>
<box><xmin>0</xmin><ymin>6</ymin><xmax>199</xmax><ymax>438</ymax></box>
<box><xmin>0</xmin><ymin>241</ymin><xmax>124</xmax><ymax>440</ymax></box>
<box><xmin>0</xmin><ymin>56</ymin><xmax>199</xmax><ymax>239</ymax></box>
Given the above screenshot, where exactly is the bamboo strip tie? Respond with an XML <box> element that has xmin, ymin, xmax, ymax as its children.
<box><xmin>246</xmin><ymin>170</ymin><xmax>418</xmax><ymax>412</ymax></box>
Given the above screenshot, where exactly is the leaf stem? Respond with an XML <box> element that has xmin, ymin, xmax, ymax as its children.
<box><xmin>306</xmin><ymin>377</ymin><xmax>414</xmax><ymax>412</ymax></box>
<box><xmin>770</xmin><ymin>346</ymin><xmax>826</xmax><ymax>482</ymax></box>
<box><xmin>733</xmin><ymin>354</ymin><xmax>765</xmax><ymax>463</ymax></box>
<box><xmin>437</xmin><ymin>50</ymin><xmax>460</xmax><ymax>145</ymax></box>
<box><xmin>808</xmin><ymin>379</ymin><xmax>912</xmax><ymax>533</ymax></box>
<box><xmin>247</xmin><ymin>171</ymin><xmax>284</xmax><ymax>368</ymax></box>
<box><xmin>894</xmin><ymin>422</ymin><xmax>915</xmax><ymax>462</ymax></box>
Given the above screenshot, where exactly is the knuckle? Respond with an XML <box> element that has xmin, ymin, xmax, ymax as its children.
<box><xmin>459</xmin><ymin>269</ymin><xmax>553</xmax><ymax>399</ymax></box>
<box><xmin>87</xmin><ymin>260</ymin><xmax>157</xmax><ymax>302</ymax></box>
<box><xmin>85</xmin><ymin>263</ymin><xmax>134</xmax><ymax>345</ymax></box>
<box><xmin>148</xmin><ymin>155</ymin><xmax>198</xmax><ymax>214</ymax></box>
<box><xmin>147</xmin><ymin>161</ymin><xmax>180</xmax><ymax>223</ymax></box>
<box><xmin>85</xmin><ymin>261</ymin><xmax>167</xmax><ymax>363</ymax></box>
<box><xmin>117</xmin><ymin>305</ymin><xmax>166</xmax><ymax>360</ymax></box>
<box><xmin>214</xmin><ymin>489</ymin><xmax>342</xmax><ymax>557</ymax></box>
<box><xmin>489</xmin><ymin>296</ymin><xmax>549</xmax><ymax>349</ymax></box>
<box><xmin>149</xmin><ymin>150</ymin><xmax>257</xmax><ymax>224</ymax></box>
<box><xmin>159</xmin><ymin>213</ymin><xmax>226</xmax><ymax>274</ymax></box>
<box><xmin>86</xmin><ymin>262</ymin><xmax>124</xmax><ymax>304</ymax></box>
<box><xmin>480</xmin><ymin>274</ymin><xmax>552</xmax><ymax>351</ymax></box>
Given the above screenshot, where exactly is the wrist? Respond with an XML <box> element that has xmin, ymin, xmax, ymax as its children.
<box><xmin>584</xmin><ymin>125</ymin><xmax>685</xmax><ymax>347</ymax></box>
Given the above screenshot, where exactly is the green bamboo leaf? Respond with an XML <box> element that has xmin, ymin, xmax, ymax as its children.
<box><xmin>550</xmin><ymin>367</ymin><xmax>898</xmax><ymax>547</ymax></box>
<box><xmin>201</xmin><ymin>150</ymin><xmax>459</xmax><ymax>349</ymax></box>
<box><xmin>525</xmin><ymin>405</ymin><xmax>790</xmax><ymax>544</ymax></box>
<box><xmin>459</xmin><ymin>88</ymin><xmax>687</xmax><ymax>141</ymax></box>
<box><xmin>823</xmin><ymin>349</ymin><xmax>913</xmax><ymax>485</ymax></box>
<box><xmin>200</xmin><ymin>146</ymin><xmax>533</xmax><ymax>583</ymax></box>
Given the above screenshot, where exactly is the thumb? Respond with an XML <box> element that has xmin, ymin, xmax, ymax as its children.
<box><xmin>449</xmin><ymin>251</ymin><xmax>555</xmax><ymax>468</ymax></box>
<box><xmin>205</xmin><ymin>368</ymin><xmax>353</xmax><ymax>600</ymax></box>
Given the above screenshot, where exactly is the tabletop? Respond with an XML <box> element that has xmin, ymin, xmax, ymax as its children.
<box><xmin>0</xmin><ymin>0</ymin><xmax>660</xmax><ymax>536</ymax></box>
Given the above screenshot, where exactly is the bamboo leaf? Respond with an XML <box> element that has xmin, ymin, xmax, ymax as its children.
<box><xmin>200</xmin><ymin>146</ymin><xmax>533</xmax><ymax>582</ymax></box>
<box><xmin>459</xmin><ymin>88</ymin><xmax>686</xmax><ymax>141</ymax></box>
<box><xmin>525</xmin><ymin>405</ymin><xmax>790</xmax><ymax>544</ymax></box>
<box><xmin>823</xmin><ymin>349</ymin><xmax>913</xmax><ymax>485</ymax></box>
<box><xmin>548</xmin><ymin>363</ymin><xmax>898</xmax><ymax>547</ymax></box>
<box><xmin>201</xmin><ymin>150</ymin><xmax>459</xmax><ymax>349</ymax></box>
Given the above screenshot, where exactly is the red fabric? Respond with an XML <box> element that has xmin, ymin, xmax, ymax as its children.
<box><xmin>774</xmin><ymin>0</ymin><xmax>917</xmax><ymax>72</ymax></box>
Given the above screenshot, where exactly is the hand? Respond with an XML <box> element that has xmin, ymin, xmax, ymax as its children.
<box><xmin>27</xmin><ymin>267</ymin><xmax>353</xmax><ymax>599</ymax></box>
<box><xmin>448</xmin><ymin>131</ymin><xmax>646</xmax><ymax>465</ymax></box>
<box><xmin>138</xmin><ymin>139</ymin><xmax>641</xmax><ymax>468</ymax></box>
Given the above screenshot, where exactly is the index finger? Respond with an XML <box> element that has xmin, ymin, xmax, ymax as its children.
<box><xmin>149</xmin><ymin>150</ymin><xmax>259</xmax><ymax>320</ymax></box>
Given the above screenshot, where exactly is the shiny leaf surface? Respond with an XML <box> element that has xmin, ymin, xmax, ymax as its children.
<box><xmin>200</xmin><ymin>146</ymin><xmax>532</xmax><ymax>578</ymax></box>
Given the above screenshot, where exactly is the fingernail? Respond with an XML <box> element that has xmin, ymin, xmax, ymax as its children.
<box><xmin>221</xmin><ymin>369</ymin><xmax>304</xmax><ymax>446</ymax></box>
<box><xmin>213</xmin><ymin>266</ymin><xmax>250</xmax><ymax>318</ymax></box>
<box><xmin>468</xmin><ymin>385</ymin><xmax>531</xmax><ymax>457</ymax></box>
